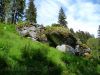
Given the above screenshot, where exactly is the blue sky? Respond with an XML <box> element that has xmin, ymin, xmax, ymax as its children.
<box><xmin>26</xmin><ymin>0</ymin><xmax>100</xmax><ymax>37</ymax></box>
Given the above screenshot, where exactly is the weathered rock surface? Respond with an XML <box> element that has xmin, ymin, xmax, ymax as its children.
<box><xmin>75</xmin><ymin>45</ymin><xmax>91</xmax><ymax>55</ymax></box>
<box><xmin>56</xmin><ymin>44</ymin><xmax>75</xmax><ymax>54</ymax></box>
<box><xmin>45</xmin><ymin>26</ymin><xmax>77</xmax><ymax>48</ymax></box>
<box><xmin>17</xmin><ymin>23</ymin><xmax>91</xmax><ymax>56</ymax></box>
<box><xmin>18</xmin><ymin>26</ymin><xmax>37</xmax><ymax>41</ymax></box>
<box><xmin>56</xmin><ymin>44</ymin><xmax>91</xmax><ymax>56</ymax></box>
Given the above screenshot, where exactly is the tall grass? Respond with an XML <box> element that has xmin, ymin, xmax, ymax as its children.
<box><xmin>0</xmin><ymin>23</ymin><xmax>99</xmax><ymax>75</ymax></box>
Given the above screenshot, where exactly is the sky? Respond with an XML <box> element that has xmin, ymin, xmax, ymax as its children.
<box><xmin>26</xmin><ymin>0</ymin><xmax>100</xmax><ymax>37</ymax></box>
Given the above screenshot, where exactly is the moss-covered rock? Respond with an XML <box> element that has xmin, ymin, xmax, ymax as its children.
<box><xmin>45</xmin><ymin>26</ymin><xmax>77</xmax><ymax>48</ymax></box>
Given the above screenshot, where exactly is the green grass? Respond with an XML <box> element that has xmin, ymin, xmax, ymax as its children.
<box><xmin>0</xmin><ymin>23</ymin><xmax>100</xmax><ymax>75</ymax></box>
<box><xmin>0</xmin><ymin>23</ymin><xmax>67</xmax><ymax>75</ymax></box>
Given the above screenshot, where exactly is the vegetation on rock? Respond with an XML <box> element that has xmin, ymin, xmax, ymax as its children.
<box><xmin>45</xmin><ymin>25</ymin><xmax>77</xmax><ymax>48</ymax></box>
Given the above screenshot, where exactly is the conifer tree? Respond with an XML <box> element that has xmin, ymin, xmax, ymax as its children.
<box><xmin>26</xmin><ymin>0</ymin><xmax>37</xmax><ymax>23</ymax></box>
<box><xmin>98</xmin><ymin>25</ymin><xmax>100</xmax><ymax>38</ymax></box>
<box><xmin>0</xmin><ymin>0</ymin><xmax>5</xmax><ymax>22</ymax></box>
<box><xmin>11</xmin><ymin>0</ymin><xmax>25</xmax><ymax>24</ymax></box>
<box><xmin>76</xmin><ymin>30</ymin><xmax>93</xmax><ymax>43</ymax></box>
<box><xmin>16</xmin><ymin>0</ymin><xmax>25</xmax><ymax>19</ymax></box>
<box><xmin>97</xmin><ymin>25</ymin><xmax>100</xmax><ymax>60</ymax></box>
<box><xmin>58</xmin><ymin>7</ymin><xmax>67</xmax><ymax>27</ymax></box>
<box><xmin>70</xmin><ymin>28</ymin><xmax>75</xmax><ymax>34</ymax></box>
<box><xmin>4</xmin><ymin>0</ymin><xmax>11</xmax><ymax>23</ymax></box>
<box><xmin>0</xmin><ymin>0</ymin><xmax>25</xmax><ymax>23</ymax></box>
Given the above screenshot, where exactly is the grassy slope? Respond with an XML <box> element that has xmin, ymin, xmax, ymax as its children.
<box><xmin>0</xmin><ymin>23</ymin><xmax>100</xmax><ymax>75</ymax></box>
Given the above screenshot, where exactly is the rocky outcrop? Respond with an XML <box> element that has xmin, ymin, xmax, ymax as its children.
<box><xmin>45</xmin><ymin>26</ymin><xmax>77</xmax><ymax>48</ymax></box>
<box><xmin>56</xmin><ymin>44</ymin><xmax>91</xmax><ymax>56</ymax></box>
<box><xmin>17</xmin><ymin>23</ymin><xmax>91</xmax><ymax>56</ymax></box>
<box><xmin>75</xmin><ymin>44</ymin><xmax>91</xmax><ymax>55</ymax></box>
<box><xmin>17</xmin><ymin>23</ymin><xmax>47</xmax><ymax>41</ymax></box>
<box><xmin>17</xmin><ymin>25</ymin><xmax>37</xmax><ymax>41</ymax></box>
<box><xmin>17</xmin><ymin>23</ymin><xmax>39</xmax><ymax>41</ymax></box>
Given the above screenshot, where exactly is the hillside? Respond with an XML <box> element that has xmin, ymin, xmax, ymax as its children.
<box><xmin>0</xmin><ymin>23</ymin><xmax>100</xmax><ymax>75</ymax></box>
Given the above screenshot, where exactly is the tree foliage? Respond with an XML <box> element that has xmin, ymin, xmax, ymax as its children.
<box><xmin>70</xmin><ymin>28</ymin><xmax>75</xmax><ymax>35</ymax></box>
<box><xmin>87</xmin><ymin>38</ymin><xmax>98</xmax><ymax>50</ymax></box>
<box><xmin>0</xmin><ymin>0</ymin><xmax>6</xmax><ymax>22</ymax></box>
<box><xmin>0</xmin><ymin>0</ymin><xmax>25</xmax><ymax>23</ymax></box>
<box><xmin>76</xmin><ymin>30</ymin><xmax>94</xmax><ymax>44</ymax></box>
<box><xmin>98</xmin><ymin>25</ymin><xmax>100</xmax><ymax>47</ymax></box>
<box><xmin>58</xmin><ymin>7</ymin><xmax>67</xmax><ymax>27</ymax></box>
<box><xmin>97</xmin><ymin>25</ymin><xmax>100</xmax><ymax>59</ymax></box>
<box><xmin>11</xmin><ymin>0</ymin><xmax>25</xmax><ymax>24</ymax></box>
<box><xmin>26</xmin><ymin>0</ymin><xmax>37</xmax><ymax>23</ymax></box>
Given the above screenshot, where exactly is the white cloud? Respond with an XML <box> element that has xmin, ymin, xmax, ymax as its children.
<box><xmin>65</xmin><ymin>1</ymin><xmax>100</xmax><ymax>37</ymax></box>
<box><xmin>35</xmin><ymin>0</ymin><xmax>60</xmax><ymax>25</ymax></box>
<box><xmin>34</xmin><ymin>0</ymin><xmax>100</xmax><ymax>37</ymax></box>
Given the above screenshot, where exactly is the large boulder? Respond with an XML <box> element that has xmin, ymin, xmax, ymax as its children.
<box><xmin>45</xmin><ymin>26</ymin><xmax>77</xmax><ymax>48</ymax></box>
<box><xmin>56</xmin><ymin>44</ymin><xmax>75</xmax><ymax>54</ymax></box>
<box><xmin>56</xmin><ymin>44</ymin><xmax>66</xmax><ymax>52</ymax></box>
<box><xmin>56</xmin><ymin>44</ymin><xmax>91</xmax><ymax>56</ymax></box>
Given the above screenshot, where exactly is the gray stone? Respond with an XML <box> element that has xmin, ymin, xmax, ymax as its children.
<box><xmin>56</xmin><ymin>44</ymin><xmax>75</xmax><ymax>54</ymax></box>
<box><xmin>65</xmin><ymin>45</ymin><xmax>75</xmax><ymax>54</ymax></box>
<box><xmin>75</xmin><ymin>45</ymin><xmax>91</xmax><ymax>56</ymax></box>
<box><xmin>56</xmin><ymin>44</ymin><xmax>91</xmax><ymax>56</ymax></box>
<box><xmin>56</xmin><ymin>44</ymin><xmax>66</xmax><ymax>52</ymax></box>
<box><xmin>17</xmin><ymin>25</ymin><xmax>37</xmax><ymax>41</ymax></box>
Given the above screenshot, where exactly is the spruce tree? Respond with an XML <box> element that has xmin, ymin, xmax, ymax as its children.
<box><xmin>58</xmin><ymin>7</ymin><xmax>67</xmax><ymax>27</ymax></box>
<box><xmin>4</xmin><ymin>0</ymin><xmax>11</xmax><ymax>23</ymax></box>
<box><xmin>0</xmin><ymin>0</ymin><xmax>25</xmax><ymax>23</ymax></box>
<box><xmin>98</xmin><ymin>25</ymin><xmax>100</xmax><ymax>38</ymax></box>
<box><xmin>97</xmin><ymin>25</ymin><xmax>100</xmax><ymax>60</ymax></box>
<box><xmin>98</xmin><ymin>25</ymin><xmax>100</xmax><ymax>49</ymax></box>
<box><xmin>26</xmin><ymin>0</ymin><xmax>37</xmax><ymax>23</ymax></box>
<box><xmin>16</xmin><ymin>0</ymin><xmax>25</xmax><ymax>19</ymax></box>
<box><xmin>0</xmin><ymin>0</ymin><xmax>5</xmax><ymax>22</ymax></box>
<box><xmin>70</xmin><ymin>28</ymin><xmax>75</xmax><ymax>34</ymax></box>
<box><xmin>11</xmin><ymin>0</ymin><xmax>25</xmax><ymax>24</ymax></box>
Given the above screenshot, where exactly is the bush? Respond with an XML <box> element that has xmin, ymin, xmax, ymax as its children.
<box><xmin>62</xmin><ymin>53</ymin><xmax>100</xmax><ymax>75</ymax></box>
